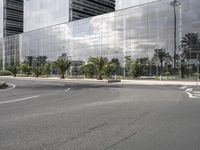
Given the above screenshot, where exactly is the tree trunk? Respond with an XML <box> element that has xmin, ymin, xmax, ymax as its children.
<box><xmin>61</xmin><ymin>73</ymin><xmax>65</xmax><ymax>79</ymax></box>
<box><xmin>97</xmin><ymin>73</ymin><xmax>103</xmax><ymax>80</ymax></box>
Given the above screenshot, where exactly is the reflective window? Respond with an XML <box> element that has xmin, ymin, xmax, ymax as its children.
<box><xmin>0</xmin><ymin>0</ymin><xmax>3</xmax><ymax>38</ymax></box>
<box><xmin>116</xmin><ymin>0</ymin><xmax>159</xmax><ymax>10</ymax></box>
<box><xmin>24</xmin><ymin>0</ymin><xmax>69</xmax><ymax>32</ymax></box>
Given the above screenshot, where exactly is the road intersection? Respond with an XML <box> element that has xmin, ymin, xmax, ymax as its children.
<box><xmin>0</xmin><ymin>78</ymin><xmax>200</xmax><ymax>150</ymax></box>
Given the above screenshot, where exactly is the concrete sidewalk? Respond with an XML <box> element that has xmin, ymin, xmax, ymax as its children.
<box><xmin>0</xmin><ymin>76</ymin><xmax>199</xmax><ymax>86</ymax></box>
<box><xmin>121</xmin><ymin>80</ymin><xmax>199</xmax><ymax>86</ymax></box>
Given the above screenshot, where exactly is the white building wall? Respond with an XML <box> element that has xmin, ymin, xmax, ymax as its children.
<box><xmin>24</xmin><ymin>0</ymin><xmax>70</xmax><ymax>32</ymax></box>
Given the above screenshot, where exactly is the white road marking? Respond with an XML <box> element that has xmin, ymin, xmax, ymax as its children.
<box><xmin>185</xmin><ymin>88</ymin><xmax>193</xmax><ymax>92</ymax></box>
<box><xmin>0</xmin><ymin>83</ymin><xmax>16</xmax><ymax>92</ymax></box>
<box><xmin>65</xmin><ymin>88</ymin><xmax>71</xmax><ymax>92</ymax></box>
<box><xmin>0</xmin><ymin>95</ymin><xmax>40</xmax><ymax>105</ymax></box>
<box><xmin>185</xmin><ymin>92</ymin><xmax>199</xmax><ymax>99</ymax></box>
<box><xmin>193</xmin><ymin>93</ymin><xmax>200</xmax><ymax>96</ymax></box>
<box><xmin>185</xmin><ymin>88</ymin><xmax>200</xmax><ymax>99</ymax></box>
<box><xmin>179</xmin><ymin>86</ymin><xmax>187</xmax><ymax>90</ymax></box>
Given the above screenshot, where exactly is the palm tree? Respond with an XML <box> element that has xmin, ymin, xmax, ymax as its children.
<box><xmin>19</xmin><ymin>64</ymin><xmax>32</xmax><ymax>76</ymax></box>
<box><xmin>53</xmin><ymin>58</ymin><xmax>71</xmax><ymax>79</ymax></box>
<box><xmin>152</xmin><ymin>49</ymin><xmax>172</xmax><ymax>75</ymax></box>
<box><xmin>88</xmin><ymin>57</ymin><xmax>108</xmax><ymax>80</ymax></box>
<box><xmin>6</xmin><ymin>66</ymin><xmax>18</xmax><ymax>77</ymax></box>
<box><xmin>181</xmin><ymin>33</ymin><xmax>200</xmax><ymax>59</ymax></box>
<box><xmin>104</xmin><ymin>62</ymin><xmax>116</xmax><ymax>79</ymax></box>
<box><xmin>42</xmin><ymin>63</ymin><xmax>51</xmax><ymax>77</ymax></box>
<box><xmin>153</xmin><ymin>49</ymin><xmax>172</xmax><ymax>67</ymax></box>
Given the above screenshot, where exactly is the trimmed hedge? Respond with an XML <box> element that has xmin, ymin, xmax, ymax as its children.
<box><xmin>0</xmin><ymin>70</ymin><xmax>13</xmax><ymax>76</ymax></box>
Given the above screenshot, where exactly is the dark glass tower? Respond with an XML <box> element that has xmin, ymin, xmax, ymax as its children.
<box><xmin>70</xmin><ymin>0</ymin><xmax>115</xmax><ymax>21</ymax></box>
<box><xmin>3</xmin><ymin>0</ymin><xmax>23</xmax><ymax>37</ymax></box>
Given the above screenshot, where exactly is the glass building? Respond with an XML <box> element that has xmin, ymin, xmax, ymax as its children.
<box><xmin>116</xmin><ymin>0</ymin><xmax>159</xmax><ymax>10</ymax></box>
<box><xmin>70</xmin><ymin>0</ymin><xmax>115</xmax><ymax>21</ymax></box>
<box><xmin>0</xmin><ymin>0</ymin><xmax>23</xmax><ymax>38</ymax></box>
<box><xmin>24</xmin><ymin>0</ymin><xmax>70</xmax><ymax>32</ymax></box>
<box><xmin>0</xmin><ymin>0</ymin><xmax>200</xmax><ymax>77</ymax></box>
<box><xmin>24</xmin><ymin>0</ymin><xmax>115</xmax><ymax>32</ymax></box>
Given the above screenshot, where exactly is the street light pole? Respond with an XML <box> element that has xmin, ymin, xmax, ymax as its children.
<box><xmin>170</xmin><ymin>0</ymin><xmax>181</xmax><ymax>70</ymax></box>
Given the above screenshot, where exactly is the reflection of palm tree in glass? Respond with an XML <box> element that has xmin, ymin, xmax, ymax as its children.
<box><xmin>170</xmin><ymin>0</ymin><xmax>181</xmax><ymax>69</ymax></box>
<box><xmin>54</xmin><ymin>58</ymin><xmax>71</xmax><ymax>79</ymax></box>
<box><xmin>181</xmin><ymin>33</ymin><xmax>200</xmax><ymax>77</ymax></box>
<box><xmin>182</xmin><ymin>33</ymin><xmax>200</xmax><ymax>59</ymax></box>
<box><xmin>152</xmin><ymin>49</ymin><xmax>172</xmax><ymax>75</ymax></box>
<box><xmin>88</xmin><ymin>57</ymin><xmax>108</xmax><ymax>80</ymax></box>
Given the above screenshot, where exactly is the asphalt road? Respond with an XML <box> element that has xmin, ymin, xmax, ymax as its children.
<box><xmin>0</xmin><ymin>78</ymin><xmax>200</xmax><ymax>150</ymax></box>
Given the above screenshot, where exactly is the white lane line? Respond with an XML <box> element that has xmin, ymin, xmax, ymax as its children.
<box><xmin>0</xmin><ymin>95</ymin><xmax>40</xmax><ymax>105</ymax></box>
<box><xmin>179</xmin><ymin>86</ymin><xmax>187</xmax><ymax>90</ymax></box>
<box><xmin>194</xmin><ymin>91</ymin><xmax>200</xmax><ymax>94</ymax></box>
<box><xmin>185</xmin><ymin>88</ymin><xmax>193</xmax><ymax>92</ymax></box>
<box><xmin>65</xmin><ymin>88</ymin><xmax>71</xmax><ymax>93</ymax></box>
<box><xmin>193</xmin><ymin>93</ymin><xmax>200</xmax><ymax>96</ymax></box>
<box><xmin>186</xmin><ymin>92</ymin><xmax>193</xmax><ymax>98</ymax></box>
<box><xmin>185</xmin><ymin>92</ymin><xmax>198</xmax><ymax>99</ymax></box>
<box><xmin>0</xmin><ymin>83</ymin><xmax>16</xmax><ymax>92</ymax></box>
<box><xmin>186</xmin><ymin>92</ymin><xmax>200</xmax><ymax>99</ymax></box>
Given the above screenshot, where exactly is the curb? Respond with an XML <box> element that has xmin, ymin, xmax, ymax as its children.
<box><xmin>0</xmin><ymin>76</ymin><xmax>199</xmax><ymax>86</ymax></box>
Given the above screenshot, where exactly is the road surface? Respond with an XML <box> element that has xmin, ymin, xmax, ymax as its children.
<box><xmin>0</xmin><ymin>78</ymin><xmax>200</xmax><ymax>150</ymax></box>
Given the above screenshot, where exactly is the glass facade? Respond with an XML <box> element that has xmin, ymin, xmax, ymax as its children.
<box><xmin>24</xmin><ymin>0</ymin><xmax>70</xmax><ymax>32</ymax></box>
<box><xmin>1</xmin><ymin>0</ymin><xmax>200</xmax><ymax>77</ymax></box>
<box><xmin>4</xmin><ymin>0</ymin><xmax>23</xmax><ymax>37</ymax></box>
<box><xmin>116</xmin><ymin>0</ymin><xmax>161</xmax><ymax>10</ymax></box>
<box><xmin>24</xmin><ymin>0</ymin><xmax>115</xmax><ymax>32</ymax></box>
<box><xmin>70</xmin><ymin>0</ymin><xmax>115</xmax><ymax>21</ymax></box>
<box><xmin>0</xmin><ymin>0</ymin><xmax>23</xmax><ymax>38</ymax></box>
<box><xmin>0</xmin><ymin>0</ymin><xmax>3</xmax><ymax>38</ymax></box>
<box><xmin>116</xmin><ymin>0</ymin><xmax>159</xmax><ymax>10</ymax></box>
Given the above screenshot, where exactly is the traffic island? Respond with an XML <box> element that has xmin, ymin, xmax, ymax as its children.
<box><xmin>0</xmin><ymin>82</ymin><xmax>8</xmax><ymax>89</ymax></box>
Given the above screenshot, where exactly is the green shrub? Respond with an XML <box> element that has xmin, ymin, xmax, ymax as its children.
<box><xmin>32</xmin><ymin>67</ymin><xmax>42</xmax><ymax>78</ymax></box>
<box><xmin>165</xmin><ymin>72</ymin><xmax>171</xmax><ymax>80</ymax></box>
<box><xmin>0</xmin><ymin>70</ymin><xmax>13</xmax><ymax>76</ymax></box>
<box><xmin>193</xmin><ymin>73</ymin><xmax>200</xmax><ymax>80</ymax></box>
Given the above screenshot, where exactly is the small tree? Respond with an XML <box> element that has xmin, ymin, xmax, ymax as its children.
<box><xmin>32</xmin><ymin>67</ymin><xmax>42</xmax><ymax>78</ymax></box>
<box><xmin>111</xmin><ymin>58</ymin><xmax>121</xmax><ymax>75</ymax></box>
<box><xmin>125</xmin><ymin>56</ymin><xmax>133</xmax><ymax>77</ymax></box>
<box><xmin>6</xmin><ymin>66</ymin><xmax>18</xmax><ymax>77</ymax></box>
<box><xmin>80</xmin><ymin>63</ymin><xmax>96</xmax><ymax>78</ymax></box>
<box><xmin>104</xmin><ymin>62</ymin><xmax>116</xmax><ymax>79</ymax></box>
<box><xmin>88</xmin><ymin>57</ymin><xmax>108</xmax><ymax>80</ymax></box>
<box><xmin>129</xmin><ymin>62</ymin><xmax>142</xmax><ymax>78</ymax></box>
<box><xmin>19</xmin><ymin>64</ymin><xmax>32</xmax><ymax>76</ymax></box>
<box><xmin>42</xmin><ymin>63</ymin><xmax>51</xmax><ymax>77</ymax></box>
<box><xmin>53</xmin><ymin>58</ymin><xmax>71</xmax><ymax>79</ymax></box>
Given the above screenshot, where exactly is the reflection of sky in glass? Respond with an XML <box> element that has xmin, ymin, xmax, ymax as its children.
<box><xmin>0</xmin><ymin>0</ymin><xmax>3</xmax><ymax>38</ymax></box>
<box><xmin>116</xmin><ymin>0</ymin><xmax>159</xmax><ymax>10</ymax></box>
<box><xmin>1</xmin><ymin>0</ymin><xmax>200</xmax><ymax>68</ymax></box>
<box><xmin>24</xmin><ymin>0</ymin><xmax>69</xmax><ymax>32</ymax></box>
